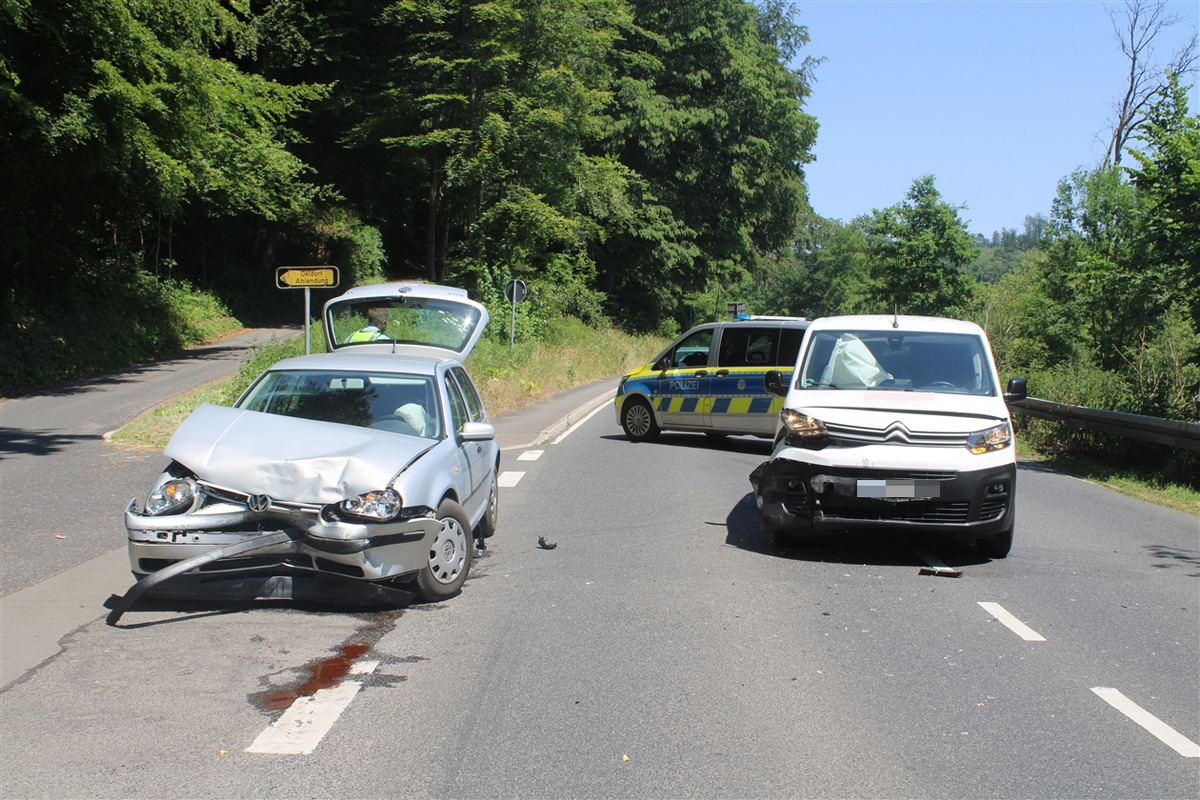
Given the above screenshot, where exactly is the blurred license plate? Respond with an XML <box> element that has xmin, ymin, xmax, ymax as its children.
<box><xmin>857</xmin><ymin>479</ymin><xmax>940</xmax><ymax>499</ymax></box>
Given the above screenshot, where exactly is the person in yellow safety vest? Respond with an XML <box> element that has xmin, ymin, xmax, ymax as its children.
<box><xmin>347</xmin><ymin>307</ymin><xmax>390</xmax><ymax>343</ymax></box>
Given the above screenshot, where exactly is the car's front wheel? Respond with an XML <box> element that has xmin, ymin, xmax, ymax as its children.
<box><xmin>621</xmin><ymin>397</ymin><xmax>660</xmax><ymax>442</ymax></box>
<box><xmin>413</xmin><ymin>499</ymin><xmax>472</xmax><ymax>601</ymax></box>
<box><xmin>475</xmin><ymin>468</ymin><xmax>499</xmax><ymax>540</ymax></box>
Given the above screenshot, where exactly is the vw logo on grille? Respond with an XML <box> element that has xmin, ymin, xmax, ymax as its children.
<box><xmin>247</xmin><ymin>494</ymin><xmax>272</xmax><ymax>513</ymax></box>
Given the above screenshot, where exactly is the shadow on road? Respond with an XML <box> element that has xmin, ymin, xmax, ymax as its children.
<box><xmin>0</xmin><ymin>427</ymin><xmax>104</xmax><ymax>457</ymax></box>
<box><xmin>722</xmin><ymin>491</ymin><xmax>989</xmax><ymax>569</ymax></box>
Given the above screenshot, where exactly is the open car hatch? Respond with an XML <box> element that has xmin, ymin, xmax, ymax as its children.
<box><xmin>323</xmin><ymin>282</ymin><xmax>489</xmax><ymax>360</ymax></box>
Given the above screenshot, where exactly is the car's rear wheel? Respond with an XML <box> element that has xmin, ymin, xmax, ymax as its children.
<box><xmin>621</xmin><ymin>397</ymin><xmax>660</xmax><ymax>442</ymax></box>
<box><xmin>413</xmin><ymin>499</ymin><xmax>472</xmax><ymax>601</ymax></box>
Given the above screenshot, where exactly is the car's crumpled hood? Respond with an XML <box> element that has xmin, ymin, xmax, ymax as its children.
<box><xmin>164</xmin><ymin>404</ymin><xmax>430</xmax><ymax>504</ymax></box>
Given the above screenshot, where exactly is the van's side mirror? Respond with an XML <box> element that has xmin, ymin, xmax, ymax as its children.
<box><xmin>1003</xmin><ymin>377</ymin><xmax>1027</xmax><ymax>404</ymax></box>
<box><xmin>764</xmin><ymin>370</ymin><xmax>786</xmax><ymax>397</ymax></box>
<box><xmin>653</xmin><ymin>355</ymin><xmax>672</xmax><ymax>371</ymax></box>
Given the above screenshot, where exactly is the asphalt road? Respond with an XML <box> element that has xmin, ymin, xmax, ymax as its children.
<box><xmin>1</xmin><ymin>327</ymin><xmax>297</xmax><ymax>595</ymax></box>
<box><xmin>2</xmin><ymin>395</ymin><xmax>1197</xmax><ymax>797</ymax></box>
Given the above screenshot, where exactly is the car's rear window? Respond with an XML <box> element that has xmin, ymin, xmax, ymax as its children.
<box><xmin>798</xmin><ymin>330</ymin><xmax>995</xmax><ymax>395</ymax></box>
<box><xmin>327</xmin><ymin>298</ymin><xmax>480</xmax><ymax>352</ymax></box>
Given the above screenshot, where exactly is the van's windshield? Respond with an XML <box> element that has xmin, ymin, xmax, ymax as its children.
<box><xmin>797</xmin><ymin>330</ymin><xmax>996</xmax><ymax>395</ymax></box>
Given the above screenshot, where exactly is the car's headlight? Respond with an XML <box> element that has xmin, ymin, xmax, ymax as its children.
<box><xmin>780</xmin><ymin>408</ymin><xmax>829</xmax><ymax>449</ymax></box>
<box><xmin>146</xmin><ymin>479</ymin><xmax>197</xmax><ymax>515</ymax></box>
<box><xmin>338</xmin><ymin>489</ymin><xmax>402</xmax><ymax>522</ymax></box>
<box><xmin>966</xmin><ymin>422</ymin><xmax>1012</xmax><ymax>454</ymax></box>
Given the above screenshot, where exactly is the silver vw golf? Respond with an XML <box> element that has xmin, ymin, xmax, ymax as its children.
<box><xmin>117</xmin><ymin>283</ymin><xmax>498</xmax><ymax>616</ymax></box>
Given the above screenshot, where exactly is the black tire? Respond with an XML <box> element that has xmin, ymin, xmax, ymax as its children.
<box><xmin>621</xmin><ymin>397</ymin><xmax>660</xmax><ymax>442</ymax></box>
<box><xmin>978</xmin><ymin>498</ymin><xmax>1015</xmax><ymax>559</ymax></box>
<box><xmin>475</xmin><ymin>469</ymin><xmax>499</xmax><ymax>540</ymax></box>
<box><xmin>413</xmin><ymin>499</ymin><xmax>472</xmax><ymax>601</ymax></box>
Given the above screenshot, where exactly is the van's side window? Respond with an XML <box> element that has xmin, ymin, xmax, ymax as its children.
<box><xmin>779</xmin><ymin>329</ymin><xmax>804</xmax><ymax>367</ymax></box>
<box><xmin>670</xmin><ymin>329</ymin><xmax>713</xmax><ymax>368</ymax></box>
<box><xmin>718</xmin><ymin>328</ymin><xmax>778</xmax><ymax>367</ymax></box>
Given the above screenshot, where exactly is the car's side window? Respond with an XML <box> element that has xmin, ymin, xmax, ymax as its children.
<box><xmin>448</xmin><ymin>367</ymin><xmax>486</xmax><ymax>423</ymax></box>
<box><xmin>717</xmin><ymin>328</ymin><xmax>778</xmax><ymax>368</ymax></box>
<box><xmin>444</xmin><ymin>373</ymin><xmax>469</xmax><ymax>433</ymax></box>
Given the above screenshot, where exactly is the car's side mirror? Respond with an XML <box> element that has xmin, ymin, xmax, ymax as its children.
<box><xmin>653</xmin><ymin>355</ymin><xmax>672</xmax><ymax>371</ymax></box>
<box><xmin>458</xmin><ymin>421</ymin><xmax>495</xmax><ymax>443</ymax></box>
<box><xmin>1003</xmin><ymin>377</ymin><xmax>1027</xmax><ymax>404</ymax></box>
<box><xmin>764</xmin><ymin>370</ymin><xmax>786</xmax><ymax>397</ymax></box>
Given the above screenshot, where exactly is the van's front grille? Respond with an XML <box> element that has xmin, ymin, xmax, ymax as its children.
<box><xmin>826</xmin><ymin>421</ymin><xmax>968</xmax><ymax>448</ymax></box>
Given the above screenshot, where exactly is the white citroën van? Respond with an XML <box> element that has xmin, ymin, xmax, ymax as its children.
<box><xmin>750</xmin><ymin>315</ymin><xmax>1027</xmax><ymax>558</ymax></box>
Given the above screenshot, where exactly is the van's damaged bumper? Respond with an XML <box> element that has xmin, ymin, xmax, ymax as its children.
<box><xmin>750</xmin><ymin>457</ymin><xmax>1016</xmax><ymax>535</ymax></box>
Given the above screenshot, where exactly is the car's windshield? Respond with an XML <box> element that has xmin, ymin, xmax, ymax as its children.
<box><xmin>327</xmin><ymin>298</ymin><xmax>480</xmax><ymax>351</ymax></box>
<box><xmin>238</xmin><ymin>370</ymin><xmax>442</xmax><ymax>438</ymax></box>
<box><xmin>797</xmin><ymin>330</ymin><xmax>995</xmax><ymax>395</ymax></box>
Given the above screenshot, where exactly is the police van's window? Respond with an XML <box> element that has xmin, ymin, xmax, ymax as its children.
<box><xmin>779</xmin><ymin>329</ymin><xmax>804</xmax><ymax>367</ymax></box>
<box><xmin>718</xmin><ymin>328</ymin><xmax>777</xmax><ymax>368</ymax></box>
<box><xmin>670</xmin><ymin>329</ymin><xmax>713</xmax><ymax>368</ymax></box>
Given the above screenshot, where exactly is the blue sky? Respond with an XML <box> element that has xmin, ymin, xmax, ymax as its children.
<box><xmin>793</xmin><ymin>0</ymin><xmax>1200</xmax><ymax>237</ymax></box>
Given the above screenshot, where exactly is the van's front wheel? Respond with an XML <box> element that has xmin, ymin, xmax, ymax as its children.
<box><xmin>978</xmin><ymin>516</ymin><xmax>1014</xmax><ymax>559</ymax></box>
<box><xmin>621</xmin><ymin>398</ymin><xmax>660</xmax><ymax>442</ymax></box>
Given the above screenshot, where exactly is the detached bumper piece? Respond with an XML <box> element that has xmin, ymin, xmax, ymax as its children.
<box><xmin>751</xmin><ymin>460</ymin><xmax>1015</xmax><ymax>535</ymax></box>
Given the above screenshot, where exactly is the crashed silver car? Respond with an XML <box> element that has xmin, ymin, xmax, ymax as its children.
<box><xmin>115</xmin><ymin>283</ymin><xmax>498</xmax><ymax>617</ymax></box>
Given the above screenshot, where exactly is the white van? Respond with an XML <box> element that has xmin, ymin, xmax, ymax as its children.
<box><xmin>749</xmin><ymin>315</ymin><xmax>1027</xmax><ymax>558</ymax></box>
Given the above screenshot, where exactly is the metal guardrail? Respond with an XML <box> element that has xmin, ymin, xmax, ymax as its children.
<box><xmin>1010</xmin><ymin>397</ymin><xmax>1200</xmax><ymax>452</ymax></box>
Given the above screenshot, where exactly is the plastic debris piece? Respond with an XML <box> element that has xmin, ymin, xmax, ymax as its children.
<box><xmin>537</xmin><ymin>536</ymin><xmax>557</xmax><ymax>550</ymax></box>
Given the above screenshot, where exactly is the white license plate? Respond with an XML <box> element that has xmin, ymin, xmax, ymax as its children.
<box><xmin>857</xmin><ymin>479</ymin><xmax>941</xmax><ymax>499</ymax></box>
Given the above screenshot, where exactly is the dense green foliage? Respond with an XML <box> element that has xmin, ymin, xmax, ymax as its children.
<box><xmin>2</xmin><ymin>1</ymin><xmax>1197</xmax><ymax>486</ymax></box>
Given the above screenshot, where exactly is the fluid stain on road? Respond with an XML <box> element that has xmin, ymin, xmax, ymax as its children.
<box><xmin>257</xmin><ymin>642</ymin><xmax>372</xmax><ymax>711</ymax></box>
<box><xmin>249</xmin><ymin>609</ymin><xmax>403</xmax><ymax>712</ymax></box>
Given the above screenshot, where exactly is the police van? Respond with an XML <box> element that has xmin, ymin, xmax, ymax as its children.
<box><xmin>615</xmin><ymin>317</ymin><xmax>810</xmax><ymax>441</ymax></box>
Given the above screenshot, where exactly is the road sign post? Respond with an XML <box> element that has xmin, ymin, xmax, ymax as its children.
<box><xmin>276</xmin><ymin>267</ymin><xmax>340</xmax><ymax>353</ymax></box>
<box><xmin>504</xmin><ymin>279</ymin><xmax>528</xmax><ymax>354</ymax></box>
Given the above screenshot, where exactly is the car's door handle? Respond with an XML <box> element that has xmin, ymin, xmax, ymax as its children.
<box><xmin>715</xmin><ymin>369</ymin><xmax>729</xmax><ymax>377</ymax></box>
<box><xmin>694</xmin><ymin>370</ymin><xmax>708</xmax><ymax>377</ymax></box>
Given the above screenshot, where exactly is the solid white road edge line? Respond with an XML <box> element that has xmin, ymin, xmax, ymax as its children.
<box><xmin>246</xmin><ymin>659</ymin><xmax>381</xmax><ymax>756</ymax></box>
<box><xmin>552</xmin><ymin>401</ymin><xmax>608</xmax><ymax>444</ymax></box>
<box><xmin>1091</xmin><ymin>687</ymin><xmax>1200</xmax><ymax>758</ymax></box>
<box><xmin>498</xmin><ymin>471</ymin><xmax>525</xmax><ymax>488</ymax></box>
<box><xmin>977</xmin><ymin>601</ymin><xmax>1047</xmax><ymax>642</ymax></box>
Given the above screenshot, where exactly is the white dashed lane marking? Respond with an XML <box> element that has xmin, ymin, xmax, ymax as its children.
<box><xmin>498</xmin><ymin>472</ymin><xmax>525</xmax><ymax>488</ymax></box>
<box><xmin>1092</xmin><ymin>687</ymin><xmax>1200</xmax><ymax>758</ymax></box>
<box><xmin>246</xmin><ymin>659</ymin><xmax>380</xmax><ymax>755</ymax></box>
<box><xmin>517</xmin><ymin>450</ymin><xmax>544</xmax><ymax>461</ymax></box>
<box><xmin>977</xmin><ymin>601</ymin><xmax>1047</xmax><ymax>642</ymax></box>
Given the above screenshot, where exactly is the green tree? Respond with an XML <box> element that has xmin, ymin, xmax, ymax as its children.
<box><xmin>598</xmin><ymin>0</ymin><xmax>818</xmax><ymax>331</ymax></box>
<box><xmin>1125</xmin><ymin>71</ymin><xmax>1200</xmax><ymax>328</ymax></box>
<box><xmin>865</xmin><ymin>175</ymin><xmax>978</xmax><ymax>315</ymax></box>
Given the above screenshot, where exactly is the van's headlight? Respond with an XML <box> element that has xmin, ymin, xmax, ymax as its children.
<box><xmin>146</xmin><ymin>479</ymin><xmax>197</xmax><ymax>516</ymax></box>
<box><xmin>338</xmin><ymin>489</ymin><xmax>402</xmax><ymax>522</ymax></box>
<box><xmin>780</xmin><ymin>408</ymin><xmax>830</xmax><ymax>449</ymax></box>
<box><xmin>966</xmin><ymin>422</ymin><xmax>1012</xmax><ymax>454</ymax></box>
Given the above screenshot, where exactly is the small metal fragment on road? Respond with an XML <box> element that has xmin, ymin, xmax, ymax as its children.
<box><xmin>915</xmin><ymin>550</ymin><xmax>962</xmax><ymax>578</ymax></box>
<box><xmin>537</xmin><ymin>537</ymin><xmax>557</xmax><ymax>550</ymax></box>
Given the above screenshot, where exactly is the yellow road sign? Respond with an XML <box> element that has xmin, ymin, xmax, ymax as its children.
<box><xmin>276</xmin><ymin>266</ymin><xmax>339</xmax><ymax>289</ymax></box>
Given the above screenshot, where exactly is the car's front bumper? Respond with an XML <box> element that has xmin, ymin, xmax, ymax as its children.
<box><xmin>749</xmin><ymin>453</ymin><xmax>1016</xmax><ymax>536</ymax></box>
<box><xmin>124</xmin><ymin>500</ymin><xmax>441</xmax><ymax>590</ymax></box>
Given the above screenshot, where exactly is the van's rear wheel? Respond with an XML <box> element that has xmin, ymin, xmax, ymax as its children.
<box><xmin>621</xmin><ymin>398</ymin><xmax>660</xmax><ymax>442</ymax></box>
